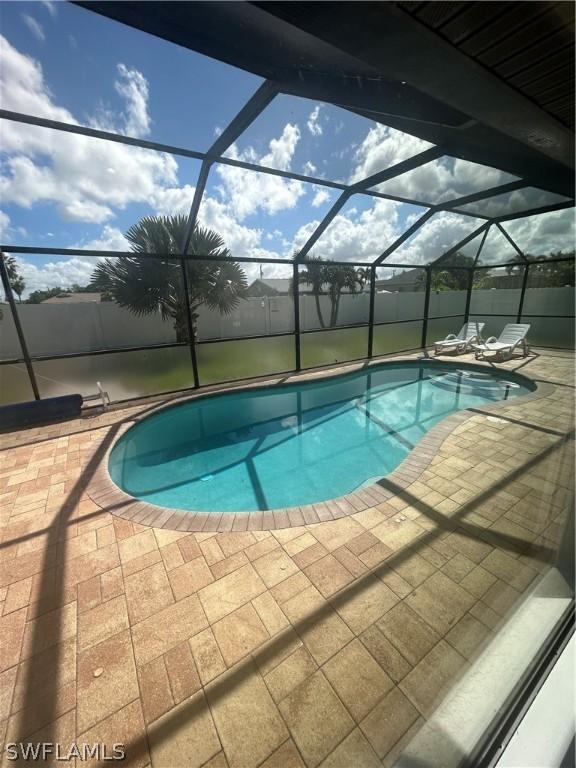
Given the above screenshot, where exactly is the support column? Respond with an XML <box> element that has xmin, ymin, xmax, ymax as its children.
<box><xmin>179</xmin><ymin>257</ymin><xmax>200</xmax><ymax>388</ymax></box>
<box><xmin>464</xmin><ymin>268</ymin><xmax>474</xmax><ymax>322</ymax></box>
<box><xmin>421</xmin><ymin>266</ymin><xmax>432</xmax><ymax>350</ymax></box>
<box><xmin>367</xmin><ymin>265</ymin><xmax>376</xmax><ymax>358</ymax></box>
<box><xmin>292</xmin><ymin>262</ymin><xmax>301</xmax><ymax>371</ymax></box>
<box><xmin>517</xmin><ymin>263</ymin><xmax>530</xmax><ymax>322</ymax></box>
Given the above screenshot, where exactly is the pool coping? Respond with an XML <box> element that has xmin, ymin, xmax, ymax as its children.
<box><xmin>85</xmin><ymin>353</ymin><xmax>555</xmax><ymax>532</ymax></box>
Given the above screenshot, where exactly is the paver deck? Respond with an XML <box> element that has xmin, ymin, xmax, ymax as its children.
<box><xmin>0</xmin><ymin>348</ymin><xmax>573</xmax><ymax>767</ymax></box>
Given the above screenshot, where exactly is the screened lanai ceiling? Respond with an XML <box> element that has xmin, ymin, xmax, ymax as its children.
<box><xmin>0</xmin><ymin>1</ymin><xmax>574</xmax><ymax>296</ymax></box>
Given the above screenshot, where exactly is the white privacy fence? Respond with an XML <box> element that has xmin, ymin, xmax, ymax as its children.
<box><xmin>1</xmin><ymin>287</ymin><xmax>574</xmax><ymax>360</ymax></box>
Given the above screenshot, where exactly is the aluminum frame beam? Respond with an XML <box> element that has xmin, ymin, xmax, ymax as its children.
<box><xmin>430</xmin><ymin>222</ymin><xmax>491</xmax><ymax>270</ymax></box>
<box><xmin>496</xmin><ymin>223</ymin><xmax>528</xmax><ymax>264</ymax></box>
<box><xmin>295</xmin><ymin>146</ymin><xmax>443</xmax><ymax>261</ymax></box>
<box><xmin>374</xmin><ymin>209</ymin><xmax>435</xmax><ymax>265</ymax></box>
<box><xmin>5</xmin><ymin>107</ymin><xmax>571</xmax><ymax>268</ymax></box>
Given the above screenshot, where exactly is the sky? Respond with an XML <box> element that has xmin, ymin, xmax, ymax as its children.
<box><xmin>0</xmin><ymin>1</ymin><xmax>574</xmax><ymax>295</ymax></box>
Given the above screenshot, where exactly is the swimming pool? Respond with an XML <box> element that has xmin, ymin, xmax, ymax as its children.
<box><xmin>108</xmin><ymin>361</ymin><xmax>534</xmax><ymax>513</ymax></box>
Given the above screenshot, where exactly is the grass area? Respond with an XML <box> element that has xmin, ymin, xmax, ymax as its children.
<box><xmin>1</xmin><ymin>319</ymin><xmax>573</xmax><ymax>406</ymax></box>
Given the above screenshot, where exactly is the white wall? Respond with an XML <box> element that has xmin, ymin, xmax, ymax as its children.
<box><xmin>1</xmin><ymin>287</ymin><xmax>573</xmax><ymax>360</ymax></box>
<box><xmin>0</xmin><ymin>302</ymin><xmax>175</xmax><ymax>359</ymax></box>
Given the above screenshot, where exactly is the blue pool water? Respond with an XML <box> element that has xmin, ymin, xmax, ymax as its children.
<box><xmin>108</xmin><ymin>362</ymin><xmax>533</xmax><ymax>512</ymax></box>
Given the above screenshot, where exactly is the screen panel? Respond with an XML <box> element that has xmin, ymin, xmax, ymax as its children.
<box><xmin>0</xmin><ymin>2</ymin><xmax>262</xmax><ymax>151</ymax></box>
<box><xmin>298</xmin><ymin>261</ymin><xmax>370</xmax><ymax>330</ymax></box>
<box><xmin>301</xmin><ymin>326</ymin><xmax>368</xmax><ymax>368</ymax></box>
<box><xmin>476</xmin><ymin>226</ymin><xmax>523</xmax><ymax>266</ymax></box>
<box><xmin>427</xmin><ymin>316</ymin><xmax>466</xmax><ymax>346</ymax></box>
<box><xmin>306</xmin><ymin>196</ymin><xmax>427</xmax><ymax>263</ymax></box>
<box><xmin>467</xmin><ymin>314</ymin><xmax>518</xmax><ymax>341</ymax></box>
<box><xmin>522</xmin><ymin>262</ymin><xmax>574</xmax><ymax>317</ymax></box>
<box><xmin>518</xmin><ymin>317</ymin><xmax>574</xmax><ymax>349</ymax></box>
<box><xmin>371</xmin><ymin>156</ymin><xmax>517</xmax><ymax>205</ymax></box>
<box><xmin>0</xmin><ymin>253</ymin><xmax>185</xmax><ymax>357</ymax></box>
<box><xmin>374</xmin><ymin>266</ymin><xmax>426</xmax><ymax>322</ymax></box>
<box><xmin>501</xmin><ymin>209</ymin><xmax>575</xmax><ymax>260</ymax></box>
<box><xmin>455</xmin><ymin>187</ymin><xmax>572</xmax><ymax>219</ymax></box>
<box><xmin>34</xmin><ymin>346</ymin><xmax>194</xmax><ymax>402</ymax></box>
<box><xmin>0</xmin><ymin>120</ymin><xmax>201</xmax><ymax>252</ymax></box>
<box><xmin>428</xmin><ymin>268</ymin><xmax>468</xmax><ymax>318</ymax></box>
<box><xmin>231</xmin><ymin>93</ymin><xmax>434</xmax><ymax>184</ymax></box>
<box><xmin>197</xmin><ymin>335</ymin><xmax>295</xmax><ymax>385</ymax></box>
<box><xmin>372</xmin><ymin>320</ymin><xmax>422</xmax><ymax>356</ymax></box>
<box><xmin>390</xmin><ymin>213</ymin><xmax>485</xmax><ymax>266</ymax></box>
<box><xmin>470</xmin><ymin>266</ymin><xmax>525</xmax><ymax>315</ymax></box>
<box><xmin>0</xmin><ymin>363</ymin><xmax>36</xmax><ymax>405</ymax></box>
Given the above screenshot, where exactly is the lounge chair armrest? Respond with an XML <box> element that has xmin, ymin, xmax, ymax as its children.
<box><xmin>443</xmin><ymin>334</ymin><xmax>458</xmax><ymax>341</ymax></box>
<box><xmin>485</xmin><ymin>336</ymin><xmax>498</xmax><ymax>344</ymax></box>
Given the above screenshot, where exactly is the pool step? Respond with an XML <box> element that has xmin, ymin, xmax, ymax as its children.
<box><xmin>429</xmin><ymin>370</ymin><xmax>520</xmax><ymax>394</ymax></box>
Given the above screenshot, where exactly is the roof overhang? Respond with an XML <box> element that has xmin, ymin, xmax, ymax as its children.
<box><xmin>74</xmin><ymin>0</ymin><xmax>575</xmax><ymax>197</ymax></box>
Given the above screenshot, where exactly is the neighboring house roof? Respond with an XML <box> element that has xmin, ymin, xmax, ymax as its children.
<box><xmin>247</xmin><ymin>277</ymin><xmax>369</xmax><ymax>296</ymax></box>
<box><xmin>376</xmin><ymin>268</ymin><xmax>422</xmax><ymax>291</ymax></box>
<box><xmin>42</xmin><ymin>292</ymin><xmax>102</xmax><ymax>303</ymax></box>
<box><xmin>246</xmin><ymin>278</ymin><xmax>291</xmax><ymax>295</ymax></box>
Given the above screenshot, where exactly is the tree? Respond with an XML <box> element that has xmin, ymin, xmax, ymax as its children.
<box><xmin>3</xmin><ymin>255</ymin><xmax>26</xmax><ymax>302</ymax></box>
<box><xmin>416</xmin><ymin>252</ymin><xmax>487</xmax><ymax>291</ymax></box>
<box><xmin>325</xmin><ymin>263</ymin><xmax>366</xmax><ymax>326</ymax></box>
<box><xmin>294</xmin><ymin>255</ymin><xmax>367</xmax><ymax>328</ymax></box>
<box><xmin>295</xmin><ymin>256</ymin><xmax>329</xmax><ymax>328</ymax></box>
<box><xmin>89</xmin><ymin>215</ymin><xmax>247</xmax><ymax>340</ymax></box>
<box><xmin>526</xmin><ymin>250</ymin><xmax>575</xmax><ymax>287</ymax></box>
<box><xmin>26</xmin><ymin>287</ymin><xmax>67</xmax><ymax>304</ymax></box>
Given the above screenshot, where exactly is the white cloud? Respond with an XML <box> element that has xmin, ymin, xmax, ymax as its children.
<box><xmin>303</xmin><ymin>160</ymin><xmax>317</xmax><ymax>176</ymax></box>
<box><xmin>218</xmin><ymin>124</ymin><xmax>305</xmax><ymax>220</ymax></box>
<box><xmin>393</xmin><ymin>212</ymin><xmax>484</xmax><ymax>264</ymax></box>
<box><xmin>293</xmin><ymin>198</ymin><xmax>403</xmax><ymax>261</ymax></box>
<box><xmin>307</xmin><ymin>105</ymin><xmax>323</xmax><ymax>137</ymax></box>
<box><xmin>350</xmin><ymin>124</ymin><xmax>432</xmax><ymax>183</ymax></box>
<box><xmin>113</xmin><ymin>64</ymin><xmax>151</xmax><ymax>138</ymax></box>
<box><xmin>290</xmin><ymin>196</ymin><xmax>486</xmax><ymax>267</ymax></box>
<box><xmin>0</xmin><ymin>210</ymin><xmax>11</xmax><ymax>240</ymax></box>
<box><xmin>349</xmin><ymin>122</ymin><xmax>517</xmax><ymax>207</ymax></box>
<box><xmin>5</xmin><ymin>227</ymin><xmax>126</xmax><ymax>297</ymax></box>
<box><xmin>22</xmin><ymin>14</ymin><xmax>45</xmax><ymax>42</ymax></box>
<box><xmin>76</xmin><ymin>226</ymin><xmax>130</xmax><ymax>252</ymax></box>
<box><xmin>502</xmin><ymin>209</ymin><xmax>575</xmax><ymax>258</ymax></box>
<box><xmin>457</xmin><ymin>186</ymin><xmax>567</xmax><ymax>220</ymax></box>
<box><xmin>0</xmin><ymin>36</ymin><xmax>335</xmax><ymax>276</ymax></box>
<box><xmin>12</xmin><ymin>255</ymin><xmax>97</xmax><ymax>294</ymax></box>
<box><xmin>0</xmin><ymin>37</ymin><xmax>178</xmax><ymax>225</ymax></box>
<box><xmin>376</xmin><ymin>156</ymin><xmax>516</xmax><ymax>205</ymax></box>
<box><xmin>265</xmin><ymin>123</ymin><xmax>301</xmax><ymax>172</ymax></box>
<box><xmin>198</xmin><ymin>196</ymin><xmax>266</xmax><ymax>258</ymax></box>
<box><xmin>41</xmin><ymin>1</ymin><xmax>57</xmax><ymax>17</ymax></box>
<box><xmin>151</xmin><ymin>185</ymin><xmax>196</xmax><ymax>216</ymax></box>
<box><xmin>311</xmin><ymin>188</ymin><xmax>331</xmax><ymax>208</ymax></box>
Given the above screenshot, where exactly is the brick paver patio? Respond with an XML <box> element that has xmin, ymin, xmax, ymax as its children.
<box><xmin>0</xmin><ymin>348</ymin><xmax>573</xmax><ymax>767</ymax></box>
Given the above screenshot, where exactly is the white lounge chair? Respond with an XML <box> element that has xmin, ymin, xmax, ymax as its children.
<box><xmin>434</xmin><ymin>322</ymin><xmax>485</xmax><ymax>355</ymax></box>
<box><xmin>472</xmin><ymin>323</ymin><xmax>531</xmax><ymax>361</ymax></box>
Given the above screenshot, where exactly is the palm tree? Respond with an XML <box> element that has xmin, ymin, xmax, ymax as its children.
<box><xmin>89</xmin><ymin>215</ymin><xmax>247</xmax><ymax>340</ymax></box>
<box><xmin>325</xmin><ymin>263</ymin><xmax>365</xmax><ymax>326</ymax></box>
<box><xmin>2</xmin><ymin>254</ymin><xmax>26</xmax><ymax>302</ymax></box>
<box><xmin>11</xmin><ymin>276</ymin><xmax>25</xmax><ymax>303</ymax></box>
<box><xmin>295</xmin><ymin>255</ymin><xmax>328</xmax><ymax>328</ymax></box>
<box><xmin>295</xmin><ymin>254</ymin><xmax>366</xmax><ymax>328</ymax></box>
